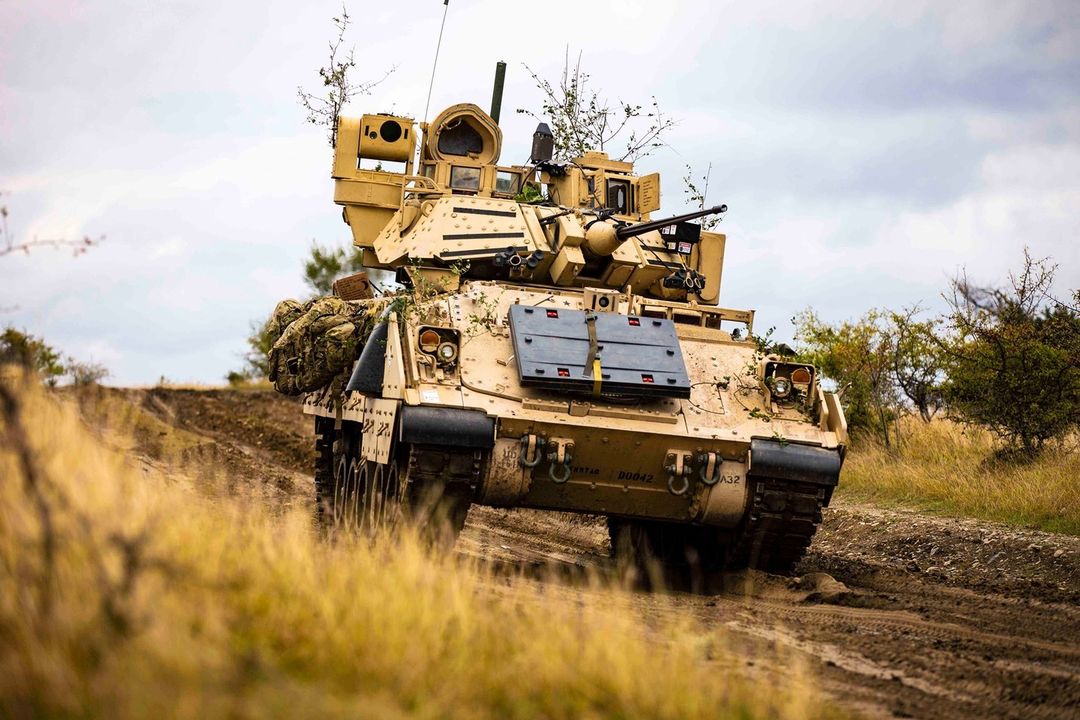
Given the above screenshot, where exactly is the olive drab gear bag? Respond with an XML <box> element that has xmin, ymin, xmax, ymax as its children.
<box><xmin>267</xmin><ymin>297</ymin><xmax>377</xmax><ymax>396</ymax></box>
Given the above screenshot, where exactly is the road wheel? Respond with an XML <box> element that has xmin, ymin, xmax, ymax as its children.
<box><xmin>315</xmin><ymin>418</ymin><xmax>402</xmax><ymax>536</ymax></box>
<box><xmin>316</xmin><ymin>422</ymin><xmax>473</xmax><ymax>546</ymax></box>
<box><xmin>363</xmin><ymin>458</ymin><xmax>400</xmax><ymax>537</ymax></box>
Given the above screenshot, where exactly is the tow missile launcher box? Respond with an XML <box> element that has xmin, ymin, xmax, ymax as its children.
<box><xmin>272</xmin><ymin>66</ymin><xmax>847</xmax><ymax>578</ymax></box>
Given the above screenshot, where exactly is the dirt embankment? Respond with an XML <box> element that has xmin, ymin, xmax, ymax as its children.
<box><xmin>96</xmin><ymin>386</ymin><xmax>1080</xmax><ymax>720</ymax></box>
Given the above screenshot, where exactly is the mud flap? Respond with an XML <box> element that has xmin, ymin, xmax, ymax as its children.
<box><xmin>748</xmin><ymin>439</ymin><xmax>842</xmax><ymax>487</ymax></box>
<box><xmin>398</xmin><ymin>406</ymin><xmax>496</xmax><ymax>449</ymax></box>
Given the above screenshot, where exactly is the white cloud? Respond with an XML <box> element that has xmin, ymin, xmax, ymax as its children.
<box><xmin>1</xmin><ymin>0</ymin><xmax>1078</xmax><ymax>382</ymax></box>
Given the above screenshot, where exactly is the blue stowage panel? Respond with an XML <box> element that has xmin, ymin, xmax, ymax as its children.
<box><xmin>508</xmin><ymin>304</ymin><xmax>691</xmax><ymax>399</ymax></box>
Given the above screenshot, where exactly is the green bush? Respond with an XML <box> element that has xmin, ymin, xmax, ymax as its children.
<box><xmin>941</xmin><ymin>251</ymin><xmax>1080</xmax><ymax>456</ymax></box>
<box><xmin>793</xmin><ymin>309</ymin><xmax>900</xmax><ymax>444</ymax></box>
<box><xmin>0</xmin><ymin>327</ymin><xmax>65</xmax><ymax>385</ymax></box>
<box><xmin>303</xmin><ymin>240</ymin><xmax>364</xmax><ymax>296</ymax></box>
<box><xmin>66</xmin><ymin>357</ymin><xmax>108</xmax><ymax>386</ymax></box>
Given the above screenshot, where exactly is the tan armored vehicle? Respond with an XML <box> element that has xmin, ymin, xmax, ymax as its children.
<box><xmin>279</xmin><ymin>89</ymin><xmax>848</xmax><ymax>576</ymax></box>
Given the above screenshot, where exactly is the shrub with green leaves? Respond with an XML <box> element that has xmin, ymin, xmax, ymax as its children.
<box><xmin>941</xmin><ymin>251</ymin><xmax>1080</xmax><ymax>456</ymax></box>
<box><xmin>793</xmin><ymin>309</ymin><xmax>900</xmax><ymax>445</ymax></box>
<box><xmin>0</xmin><ymin>327</ymin><xmax>65</xmax><ymax>385</ymax></box>
<box><xmin>303</xmin><ymin>240</ymin><xmax>365</xmax><ymax>296</ymax></box>
<box><xmin>889</xmin><ymin>308</ymin><xmax>945</xmax><ymax>423</ymax></box>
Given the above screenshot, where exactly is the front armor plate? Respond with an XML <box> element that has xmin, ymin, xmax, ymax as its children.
<box><xmin>509</xmin><ymin>304</ymin><xmax>691</xmax><ymax>399</ymax></box>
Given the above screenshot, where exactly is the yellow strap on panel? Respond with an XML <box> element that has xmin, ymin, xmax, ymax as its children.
<box><xmin>592</xmin><ymin>358</ymin><xmax>602</xmax><ymax>396</ymax></box>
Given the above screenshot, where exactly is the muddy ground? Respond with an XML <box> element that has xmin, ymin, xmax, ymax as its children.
<box><xmin>92</xmin><ymin>387</ymin><xmax>1080</xmax><ymax>720</ymax></box>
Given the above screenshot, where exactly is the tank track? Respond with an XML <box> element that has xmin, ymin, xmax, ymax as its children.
<box><xmin>313</xmin><ymin>416</ymin><xmax>336</xmax><ymax>528</ymax></box>
<box><xmin>402</xmin><ymin>445</ymin><xmax>483</xmax><ymax>541</ymax></box>
<box><xmin>727</xmin><ymin>476</ymin><xmax>832</xmax><ymax>574</ymax></box>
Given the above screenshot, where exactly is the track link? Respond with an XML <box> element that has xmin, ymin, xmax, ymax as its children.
<box><xmin>403</xmin><ymin>444</ymin><xmax>483</xmax><ymax>542</ymax></box>
<box><xmin>728</xmin><ymin>476</ymin><xmax>831</xmax><ymax>574</ymax></box>
<box><xmin>313</xmin><ymin>416</ymin><xmax>336</xmax><ymax>527</ymax></box>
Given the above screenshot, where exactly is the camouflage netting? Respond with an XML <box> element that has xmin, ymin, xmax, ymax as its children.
<box><xmin>267</xmin><ymin>296</ymin><xmax>380</xmax><ymax>396</ymax></box>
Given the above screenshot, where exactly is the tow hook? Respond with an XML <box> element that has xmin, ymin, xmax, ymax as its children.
<box><xmin>664</xmin><ymin>450</ymin><xmax>694</xmax><ymax>496</ymax></box>
<box><xmin>546</xmin><ymin>437</ymin><xmax>575</xmax><ymax>484</ymax></box>
<box><xmin>696</xmin><ymin>450</ymin><xmax>721</xmax><ymax>486</ymax></box>
<box><xmin>519</xmin><ymin>433</ymin><xmax>546</xmax><ymax>468</ymax></box>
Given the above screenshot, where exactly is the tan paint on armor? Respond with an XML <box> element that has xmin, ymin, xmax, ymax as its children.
<box><xmin>361</xmin><ymin>397</ymin><xmax>398</xmax><ymax>464</ymax></box>
<box><xmin>298</xmin><ymin>103</ymin><xmax>849</xmax><ymax>531</ymax></box>
<box><xmin>301</xmin><ymin>278</ymin><xmax>846</xmax><ymax>525</ymax></box>
<box><xmin>478</xmin><ymin>437</ymin><xmax>533</xmax><ymax>505</ymax></box>
<box><xmin>381</xmin><ymin>314</ymin><xmax>405</xmax><ymax>400</ymax></box>
<box><xmin>696</xmin><ymin>460</ymin><xmax>750</xmax><ymax>525</ymax></box>
<box><xmin>637</xmin><ymin>172</ymin><xmax>661</xmax><ymax>214</ymax></box>
<box><xmin>693</xmin><ymin>231</ymin><xmax>726</xmax><ymax>304</ymax></box>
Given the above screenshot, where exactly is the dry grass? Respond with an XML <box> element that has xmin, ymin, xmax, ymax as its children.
<box><xmin>0</xmin><ymin>375</ymin><xmax>840</xmax><ymax>720</ymax></box>
<box><xmin>840</xmin><ymin>418</ymin><xmax>1080</xmax><ymax>535</ymax></box>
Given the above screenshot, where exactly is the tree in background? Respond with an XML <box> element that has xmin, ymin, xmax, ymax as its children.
<box><xmin>303</xmin><ymin>241</ymin><xmax>365</xmax><ymax>296</ymax></box>
<box><xmin>890</xmin><ymin>308</ymin><xmax>944</xmax><ymax>423</ymax></box>
<box><xmin>682</xmin><ymin>163</ymin><xmax>721</xmax><ymax>231</ymax></box>
<box><xmin>0</xmin><ymin>328</ymin><xmax>65</xmax><ymax>386</ymax></box>
<box><xmin>517</xmin><ymin>49</ymin><xmax>676</xmax><ymax>163</ymax></box>
<box><xmin>237</xmin><ymin>318</ymin><xmax>276</xmax><ymax>383</ymax></box>
<box><xmin>794</xmin><ymin>309</ymin><xmax>901</xmax><ymax>447</ymax></box>
<box><xmin>0</xmin><ymin>328</ymin><xmax>108</xmax><ymax>387</ymax></box>
<box><xmin>941</xmin><ymin>250</ymin><xmax>1080</xmax><ymax>457</ymax></box>
<box><xmin>66</xmin><ymin>357</ymin><xmax>109</xmax><ymax>387</ymax></box>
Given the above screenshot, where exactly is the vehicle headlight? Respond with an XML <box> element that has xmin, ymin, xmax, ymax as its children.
<box><xmin>419</xmin><ymin>329</ymin><xmax>441</xmax><ymax>353</ymax></box>
<box><xmin>772</xmin><ymin>376</ymin><xmax>792</xmax><ymax>398</ymax></box>
<box><xmin>437</xmin><ymin>341</ymin><xmax>458</xmax><ymax>364</ymax></box>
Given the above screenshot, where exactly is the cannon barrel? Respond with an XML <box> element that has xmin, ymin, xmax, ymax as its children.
<box><xmin>614</xmin><ymin>204</ymin><xmax>727</xmax><ymax>241</ymax></box>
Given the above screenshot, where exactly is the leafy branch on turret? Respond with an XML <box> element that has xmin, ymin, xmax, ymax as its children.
<box><xmin>516</xmin><ymin>49</ymin><xmax>675</xmax><ymax>163</ymax></box>
<box><xmin>297</xmin><ymin>6</ymin><xmax>396</xmax><ymax>147</ymax></box>
<box><xmin>682</xmin><ymin>164</ymin><xmax>721</xmax><ymax>231</ymax></box>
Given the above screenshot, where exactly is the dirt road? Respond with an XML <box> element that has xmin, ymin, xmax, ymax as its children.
<box><xmin>107</xmin><ymin>387</ymin><xmax>1080</xmax><ymax>719</ymax></box>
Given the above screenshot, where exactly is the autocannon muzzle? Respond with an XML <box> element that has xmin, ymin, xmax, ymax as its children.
<box><xmin>615</xmin><ymin>204</ymin><xmax>726</xmax><ymax>242</ymax></box>
<box><xmin>582</xmin><ymin>204</ymin><xmax>728</xmax><ymax>258</ymax></box>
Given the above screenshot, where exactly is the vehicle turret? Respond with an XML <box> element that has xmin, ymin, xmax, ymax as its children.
<box><xmin>268</xmin><ymin>68</ymin><xmax>848</xmax><ymax>581</ymax></box>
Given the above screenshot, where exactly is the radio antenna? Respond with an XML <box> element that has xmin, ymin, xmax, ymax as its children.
<box><xmin>422</xmin><ymin>0</ymin><xmax>450</xmax><ymax>126</ymax></box>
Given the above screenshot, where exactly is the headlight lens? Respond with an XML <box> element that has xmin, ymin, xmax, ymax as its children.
<box><xmin>772</xmin><ymin>377</ymin><xmax>792</xmax><ymax>398</ymax></box>
<box><xmin>419</xmin><ymin>329</ymin><xmax>441</xmax><ymax>353</ymax></box>
<box><xmin>437</xmin><ymin>342</ymin><xmax>458</xmax><ymax>364</ymax></box>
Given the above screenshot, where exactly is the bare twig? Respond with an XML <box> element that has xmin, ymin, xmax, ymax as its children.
<box><xmin>297</xmin><ymin>5</ymin><xmax>396</xmax><ymax>147</ymax></box>
<box><xmin>517</xmin><ymin>49</ymin><xmax>677</xmax><ymax>163</ymax></box>
<box><xmin>0</xmin><ymin>193</ymin><xmax>103</xmax><ymax>258</ymax></box>
<box><xmin>682</xmin><ymin>163</ymin><xmax>720</xmax><ymax>230</ymax></box>
<box><xmin>0</xmin><ymin>235</ymin><xmax>101</xmax><ymax>258</ymax></box>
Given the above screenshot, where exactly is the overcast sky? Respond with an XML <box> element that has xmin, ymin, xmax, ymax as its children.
<box><xmin>1</xmin><ymin>0</ymin><xmax>1077</xmax><ymax>385</ymax></box>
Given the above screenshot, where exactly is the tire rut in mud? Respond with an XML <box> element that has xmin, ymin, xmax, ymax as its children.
<box><xmin>463</xmin><ymin>503</ymin><xmax>1080</xmax><ymax>720</ymax></box>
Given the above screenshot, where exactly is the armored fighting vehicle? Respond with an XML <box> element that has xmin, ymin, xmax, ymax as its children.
<box><xmin>270</xmin><ymin>86</ymin><xmax>848</xmax><ymax>576</ymax></box>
